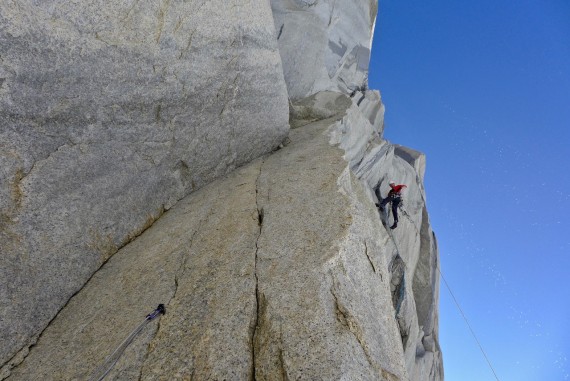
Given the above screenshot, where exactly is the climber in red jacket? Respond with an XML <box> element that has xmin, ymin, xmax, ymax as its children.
<box><xmin>378</xmin><ymin>181</ymin><xmax>407</xmax><ymax>229</ymax></box>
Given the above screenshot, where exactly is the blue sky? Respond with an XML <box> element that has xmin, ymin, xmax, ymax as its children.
<box><xmin>369</xmin><ymin>1</ymin><xmax>570</xmax><ymax>380</ymax></box>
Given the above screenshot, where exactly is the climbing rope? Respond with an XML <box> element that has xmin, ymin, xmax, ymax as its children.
<box><xmin>397</xmin><ymin>202</ymin><xmax>420</xmax><ymax>233</ymax></box>
<box><xmin>437</xmin><ymin>268</ymin><xmax>501</xmax><ymax>381</ymax></box>
<box><xmin>377</xmin><ymin>204</ymin><xmax>402</xmax><ymax>258</ymax></box>
<box><xmin>88</xmin><ymin>304</ymin><xmax>165</xmax><ymax>381</ymax></box>
<box><xmin>380</xmin><ymin>202</ymin><xmax>501</xmax><ymax>381</ymax></box>
<box><xmin>378</xmin><ymin>198</ymin><xmax>419</xmax><ymax>233</ymax></box>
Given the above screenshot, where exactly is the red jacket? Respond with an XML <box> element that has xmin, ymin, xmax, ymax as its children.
<box><xmin>388</xmin><ymin>184</ymin><xmax>407</xmax><ymax>196</ymax></box>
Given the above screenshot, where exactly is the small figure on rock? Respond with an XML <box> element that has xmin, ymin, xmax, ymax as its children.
<box><xmin>377</xmin><ymin>181</ymin><xmax>407</xmax><ymax>229</ymax></box>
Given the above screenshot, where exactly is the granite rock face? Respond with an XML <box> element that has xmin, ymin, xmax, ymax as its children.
<box><xmin>2</xmin><ymin>1</ymin><xmax>444</xmax><ymax>380</ymax></box>
<box><xmin>271</xmin><ymin>0</ymin><xmax>378</xmax><ymax>99</ymax></box>
<box><xmin>0</xmin><ymin>0</ymin><xmax>289</xmax><ymax>369</ymax></box>
<box><xmin>328</xmin><ymin>93</ymin><xmax>444</xmax><ymax>380</ymax></box>
<box><xmin>5</xmin><ymin>111</ymin><xmax>408</xmax><ymax>381</ymax></box>
<box><xmin>4</xmin><ymin>91</ymin><xmax>443</xmax><ymax>381</ymax></box>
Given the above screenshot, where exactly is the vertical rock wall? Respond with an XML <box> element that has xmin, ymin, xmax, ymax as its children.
<box><xmin>270</xmin><ymin>0</ymin><xmax>378</xmax><ymax>99</ymax></box>
<box><xmin>2</xmin><ymin>1</ymin><xmax>444</xmax><ymax>380</ymax></box>
<box><xmin>4</xmin><ymin>106</ymin><xmax>412</xmax><ymax>381</ymax></box>
<box><xmin>326</xmin><ymin>92</ymin><xmax>444</xmax><ymax>380</ymax></box>
<box><xmin>4</xmin><ymin>91</ymin><xmax>443</xmax><ymax>381</ymax></box>
<box><xmin>0</xmin><ymin>0</ymin><xmax>289</xmax><ymax>370</ymax></box>
<box><xmin>277</xmin><ymin>0</ymin><xmax>444</xmax><ymax>375</ymax></box>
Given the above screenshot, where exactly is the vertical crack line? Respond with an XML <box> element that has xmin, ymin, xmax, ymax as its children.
<box><xmin>251</xmin><ymin>159</ymin><xmax>266</xmax><ymax>381</ymax></box>
<box><xmin>330</xmin><ymin>286</ymin><xmax>380</xmax><ymax>376</ymax></box>
<box><xmin>278</xmin><ymin>346</ymin><xmax>290</xmax><ymax>381</ymax></box>
<box><xmin>328</xmin><ymin>0</ymin><xmax>337</xmax><ymax>26</ymax></box>
<box><xmin>363</xmin><ymin>241</ymin><xmax>377</xmax><ymax>276</ymax></box>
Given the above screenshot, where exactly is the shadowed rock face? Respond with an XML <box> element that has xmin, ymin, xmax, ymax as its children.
<box><xmin>0</xmin><ymin>0</ymin><xmax>289</xmax><ymax>369</ymax></box>
<box><xmin>270</xmin><ymin>0</ymin><xmax>378</xmax><ymax>99</ymax></box>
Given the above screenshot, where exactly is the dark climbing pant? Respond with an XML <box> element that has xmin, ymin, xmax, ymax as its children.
<box><xmin>380</xmin><ymin>196</ymin><xmax>400</xmax><ymax>223</ymax></box>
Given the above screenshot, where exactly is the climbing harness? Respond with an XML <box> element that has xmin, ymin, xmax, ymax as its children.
<box><xmin>88</xmin><ymin>304</ymin><xmax>166</xmax><ymax>381</ymax></box>
<box><xmin>379</xmin><ymin>197</ymin><xmax>418</xmax><ymax>232</ymax></box>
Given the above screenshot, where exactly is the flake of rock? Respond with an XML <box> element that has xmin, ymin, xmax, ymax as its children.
<box><xmin>271</xmin><ymin>0</ymin><xmax>378</xmax><ymax>99</ymax></box>
<box><xmin>326</xmin><ymin>91</ymin><xmax>444</xmax><ymax>380</ymax></box>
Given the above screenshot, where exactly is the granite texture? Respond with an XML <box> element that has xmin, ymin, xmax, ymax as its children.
<box><xmin>329</xmin><ymin>92</ymin><xmax>444</xmax><ymax>380</ymax></box>
<box><xmin>271</xmin><ymin>0</ymin><xmax>378</xmax><ymax>99</ymax></box>
<box><xmin>0</xmin><ymin>0</ymin><xmax>289</xmax><ymax>370</ymax></box>
<box><xmin>1</xmin><ymin>1</ymin><xmax>444</xmax><ymax>379</ymax></box>
<box><xmin>5</xmin><ymin>91</ymin><xmax>443</xmax><ymax>381</ymax></box>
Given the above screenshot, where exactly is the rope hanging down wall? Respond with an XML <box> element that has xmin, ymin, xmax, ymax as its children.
<box><xmin>378</xmin><ymin>202</ymin><xmax>501</xmax><ymax>381</ymax></box>
<box><xmin>88</xmin><ymin>304</ymin><xmax>165</xmax><ymax>381</ymax></box>
<box><xmin>437</xmin><ymin>269</ymin><xmax>502</xmax><ymax>381</ymax></box>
